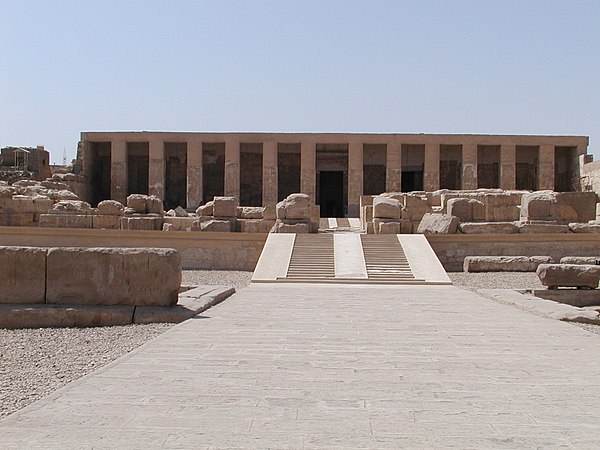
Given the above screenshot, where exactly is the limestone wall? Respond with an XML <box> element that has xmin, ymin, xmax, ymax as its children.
<box><xmin>581</xmin><ymin>160</ymin><xmax>600</xmax><ymax>195</ymax></box>
<box><xmin>0</xmin><ymin>227</ymin><xmax>267</xmax><ymax>271</ymax></box>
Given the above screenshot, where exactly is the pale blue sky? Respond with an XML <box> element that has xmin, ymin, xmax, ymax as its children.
<box><xmin>1</xmin><ymin>0</ymin><xmax>599</xmax><ymax>163</ymax></box>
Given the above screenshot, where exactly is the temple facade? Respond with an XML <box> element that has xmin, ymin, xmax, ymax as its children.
<box><xmin>78</xmin><ymin>132</ymin><xmax>589</xmax><ymax>217</ymax></box>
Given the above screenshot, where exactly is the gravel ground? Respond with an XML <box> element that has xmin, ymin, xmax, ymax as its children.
<box><xmin>181</xmin><ymin>269</ymin><xmax>253</xmax><ymax>289</ymax></box>
<box><xmin>0</xmin><ymin>270</ymin><xmax>597</xmax><ymax>420</ymax></box>
<box><xmin>0</xmin><ymin>324</ymin><xmax>173</xmax><ymax>419</ymax></box>
<box><xmin>448</xmin><ymin>271</ymin><xmax>545</xmax><ymax>291</ymax></box>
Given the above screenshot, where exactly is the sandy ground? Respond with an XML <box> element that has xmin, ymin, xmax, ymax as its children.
<box><xmin>1</xmin><ymin>270</ymin><xmax>596</xmax><ymax>419</ymax></box>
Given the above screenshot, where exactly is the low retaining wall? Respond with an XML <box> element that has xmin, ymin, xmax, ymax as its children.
<box><xmin>427</xmin><ymin>234</ymin><xmax>600</xmax><ymax>272</ymax></box>
<box><xmin>0</xmin><ymin>226</ymin><xmax>267</xmax><ymax>271</ymax></box>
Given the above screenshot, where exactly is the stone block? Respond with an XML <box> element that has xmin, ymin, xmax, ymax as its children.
<box><xmin>373</xmin><ymin>196</ymin><xmax>402</xmax><ymax>219</ymax></box>
<box><xmin>263</xmin><ymin>204</ymin><xmax>276</xmax><ymax>220</ymax></box>
<box><xmin>0</xmin><ymin>304</ymin><xmax>134</xmax><ymax>329</ymax></box>
<box><xmin>276</xmin><ymin>193</ymin><xmax>311</xmax><ymax>220</ymax></box>
<box><xmin>520</xmin><ymin>191</ymin><xmax>555</xmax><ymax>221</ymax></box>
<box><xmin>97</xmin><ymin>200</ymin><xmax>125</xmax><ymax>216</ymax></box>
<box><xmin>537</xmin><ymin>264</ymin><xmax>600</xmax><ymax>289</ymax></box>
<box><xmin>42</xmin><ymin>189</ymin><xmax>79</xmax><ymax>201</ymax></box>
<box><xmin>201</xmin><ymin>219</ymin><xmax>231</xmax><ymax>232</ymax></box>
<box><xmin>458</xmin><ymin>222</ymin><xmax>518</xmax><ymax>234</ymax></box>
<box><xmin>568</xmin><ymin>223</ymin><xmax>600</xmax><ymax>233</ymax></box>
<box><xmin>39</xmin><ymin>214</ymin><xmax>93</xmax><ymax>228</ymax></box>
<box><xmin>378</xmin><ymin>221</ymin><xmax>400</xmax><ymax>234</ymax></box>
<box><xmin>92</xmin><ymin>215</ymin><xmax>120</xmax><ymax>229</ymax></box>
<box><xmin>270</xmin><ymin>220</ymin><xmax>310</xmax><ymax>233</ymax></box>
<box><xmin>127</xmin><ymin>194</ymin><xmax>148</xmax><ymax>213</ymax></box>
<box><xmin>133</xmin><ymin>286</ymin><xmax>235</xmax><ymax>324</ymax></box>
<box><xmin>173</xmin><ymin>206</ymin><xmax>188</xmax><ymax>217</ymax></box>
<box><xmin>560</xmin><ymin>257</ymin><xmax>600</xmax><ymax>265</ymax></box>
<box><xmin>0</xmin><ymin>246</ymin><xmax>46</xmax><ymax>304</ymax></box>
<box><xmin>146</xmin><ymin>195</ymin><xmax>164</xmax><ymax>215</ymax></box>
<box><xmin>464</xmin><ymin>256</ymin><xmax>553</xmax><ymax>272</ymax></box>
<box><xmin>532</xmin><ymin>289</ymin><xmax>600</xmax><ymax>307</ymax></box>
<box><xmin>238</xmin><ymin>206</ymin><xmax>264</xmax><ymax>219</ymax></box>
<box><xmin>213</xmin><ymin>196</ymin><xmax>238</xmax><ymax>217</ymax></box>
<box><xmin>417</xmin><ymin>213</ymin><xmax>459</xmax><ymax>235</ymax></box>
<box><xmin>119</xmin><ymin>216</ymin><xmax>164</xmax><ymax>231</ymax></box>
<box><xmin>46</xmin><ymin>247</ymin><xmax>181</xmax><ymax>306</ymax></box>
<box><xmin>0</xmin><ymin>212</ymin><xmax>35</xmax><ymax>226</ymax></box>
<box><xmin>447</xmin><ymin>198</ymin><xmax>476</xmax><ymax>222</ymax></box>
<box><xmin>195</xmin><ymin>201</ymin><xmax>213</xmax><ymax>216</ymax></box>
<box><xmin>48</xmin><ymin>200</ymin><xmax>93</xmax><ymax>215</ymax></box>
<box><xmin>517</xmin><ymin>222</ymin><xmax>569</xmax><ymax>234</ymax></box>
<box><xmin>163</xmin><ymin>217</ymin><xmax>196</xmax><ymax>231</ymax></box>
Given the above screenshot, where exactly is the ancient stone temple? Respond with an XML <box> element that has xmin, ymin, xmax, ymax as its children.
<box><xmin>77</xmin><ymin>132</ymin><xmax>589</xmax><ymax>216</ymax></box>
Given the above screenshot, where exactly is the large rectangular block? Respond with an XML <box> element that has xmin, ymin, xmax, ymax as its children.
<box><xmin>119</xmin><ymin>216</ymin><xmax>164</xmax><ymax>230</ymax></box>
<box><xmin>39</xmin><ymin>214</ymin><xmax>93</xmax><ymax>228</ymax></box>
<box><xmin>0</xmin><ymin>246</ymin><xmax>46</xmax><ymax>304</ymax></box>
<box><xmin>92</xmin><ymin>215</ymin><xmax>121</xmax><ymax>229</ymax></box>
<box><xmin>46</xmin><ymin>247</ymin><xmax>181</xmax><ymax>306</ymax></box>
<box><xmin>0</xmin><ymin>304</ymin><xmax>134</xmax><ymax>329</ymax></box>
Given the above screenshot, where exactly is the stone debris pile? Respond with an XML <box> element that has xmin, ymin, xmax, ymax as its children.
<box><xmin>362</xmin><ymin>189</ymin><xmax>600</xmax><ymax>234</ymax></box>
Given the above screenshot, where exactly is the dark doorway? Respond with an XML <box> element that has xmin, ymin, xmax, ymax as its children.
<box><xmin>319</xmin><ymin>171</ymin><xmax>344</xmax><ymax>217</ymax></box>
<box><xmin>401</xmin><ymin>171</ymin><xmax>423</xmax><ymax>192</ymax></box>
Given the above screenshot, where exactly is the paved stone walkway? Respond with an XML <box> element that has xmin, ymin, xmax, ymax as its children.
<box><xmin>2</xmin><ymin>284</ymin><xmax>600</xmax><ymax>448</ymax></box>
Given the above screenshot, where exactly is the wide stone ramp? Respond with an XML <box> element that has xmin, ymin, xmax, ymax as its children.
<box><xmin>252</xmin><ymin>233</ymin><xmax>451</xmax><ymax>285</ymax></box>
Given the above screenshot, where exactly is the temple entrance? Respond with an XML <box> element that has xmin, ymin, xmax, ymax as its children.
<box><xmin>318</xmin><ymin>171</ymin><xmax>344</xmax><ymax>217</ymax></box>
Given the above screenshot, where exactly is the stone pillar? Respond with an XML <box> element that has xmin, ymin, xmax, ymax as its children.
<box><xmin>301</xmin><ymin>141</ymin><xmax>316</xmax><ymax>202</ymax></box>
<box><xmin>500</xmin><ymin>144</ymin><xmax>516</xmax><ymax>190</ymax></box>
<box><xmin>423</xmin><ymin>143</ymin><xmax>440</xmax><ymax>192</ymax></box>
<box><xmin>148</xmin><ymin>139</ymin><xmax>165</xmax><ymax>200</ymax></box>
<box><xmin>386</xmin><ymin>142</ymin><xmax>401</xmax><ymax>192</ymax></box>
<box><xmin>224</xmin><ymin>140</ymin><xmax>240</xmax><ymax>199</ymax></box>
<box><xmin>348</xmin><ymin>142</ymin><xmax>363</xmax><ymax>217</ymax></box>
<box><xmin>186</xmin><ymin>138</ymin><xmax>202</xmax><ymax>209</ymax></box>
<box><xmin>262</xmin><ymin>141</ymin><xmax>278</xmax><ymax>206</ymax></box>
<box><xmin>462</xmin><ymin>143</ymin><xmax>478</xmax><ymax>190</ymax></box>
<box><xmin>111</xmin><ymin>140</ymin><xmax>127</xmax><ymax>204</ymax></box>
<box><xmin>539</xmin><ymin>144</ymin><xmax>555</xmax><ymax>190</ymax></box>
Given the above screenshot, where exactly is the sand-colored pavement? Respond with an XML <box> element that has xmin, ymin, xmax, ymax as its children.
<box><xmin>2</xmin><ymin>283</ymin><xmax>600</xmax><ymax>448</ymax></box>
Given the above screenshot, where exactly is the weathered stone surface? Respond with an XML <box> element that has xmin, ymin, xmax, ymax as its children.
<box><xmin>537</xmin><ymin>264</ymin><xmax>600</xmax><ymax>289</ymax></box>
<box><xmin>40</xmin><ymin>180</ymin><xmax>69</xmax><ymax>190</ymax></box>
<box><xmin>521</xmin><ymin>191</ymin><xmax>597</xmax><ymax>223</ymax></box>
<box><xmin>238</xmin><ymin>206</ymin><xmax>264</xmax><ymax>219</ymax></box>
<box><xmin>263</xmin><ymin>204</ymin><xmax>276</xmax><ymax>220</ymax></box>
<box><xmin>213</xmin><ymin>196</ymin><xmax>238</xmax><ymax>217</ymax></box>
<box><xmin>173</xmin><ymin>206</ymin><xmax>188</xmax><ymax>217</ymax></box>
<box><xmin>458</xmin><ymin>222</ymin><xmax>518</xmax><ymax>234</ymax></box>
<box><xmin>0</xmin><ymin>246</ymin><xmax>46</xmax><ymax>304</ymax></box>
<box><xmin>270</xmin><ymin>220</ymin><xmax>310</xmax><ymax>233</ymax></box>
<box><xmin>48</xmin><ymin>200</ymin><xmax>93</xmax><ymax>215</ymax></box>
<box><xmin>39</xmin><ymin>214</ymin><xmax>93</xmax><ymax>228</ymax></box>
<box><xmin>92</xmin><ymin>215</ymin><xmax>120</xmax><ymax>229</ymax></box>
<box><xmin>201</xmin><ymin>219</ymin><xmax>231</xmax><ymax>232</ymax></box>
<box><xmin>569</xmin><ymin>223</ymin><xmax>600</xmax><ymax>233</ymax></box>
<box><xmin>464</xmin><ymin>256</ymin><xmax>553</xmax><ymax>272</ymax></box>
<box><xmin>417</xmin><ymin>213</ymin><xmax>459</xmax><ymax>235</ymax></box>
<box><xmin>379</xmin><ymin>221</ymin><xmax>400</xmax><ymax>234</ymax></box>
<box><xmin>40</xmin><ymin>189</ymin><xmax>78</xmax><ymax>201</ymax></box>
<box><xmin>560</xmin><ymin>256</ymin><xmax>600</xmax><ymax>265</ymax></box>
<box><xmin>373</xmin><ymin>196</ymin><xmax>402</xmax><ymax>220</ymax></box>
<box><xmin>276</xmin><ymin>193</ymin><xmax>311</xmax><ymax>220</ymax></box>
<box><xmin>447</xmin><ymin>198</ymin><xmax>484</xmax><ymax>222</ymax></box>
<box><xmin>163</xmin><ymin>217</ymin><xmax>195</xmax><ymax>231</ymax></box>
<box><xmin>46</xmin><ymin>247</ymin><xmax>181</xmax><ymax>306</ymax></box>
<box><xmin>532</xmin><ymin>289</ymin><xmax>600</xmax><ymax>307</ymax></box>
<box><xmin>0</xmin><ymin>304</ymin><xmax>134</xmax><ymax>329</ymax></box>
<box><xmin>133</xmin><ymin>286</ymin><xmax>235</xmax><ymax>324</ymax></box>
<box><xmin>119</xmin><ymin>216</ymin><xmax>164</xmax><ymax>231</ymax></box>
<box><xmin>127</xmin><ymin>194</ymin><xmax>148</xmax><ymax>213</ymax></box>
<box><xmin>146</xmin><ymin>195</ymin><xmax>164</xmax><ymax>215</ymax></box>
<box><xmin>517</xmin><ymin>222</ymin><xmax>569</xmax><ymax>234</ymax></box>
<box><xmin>0</xmin><ymin>186</ymin><xmax>15</xmax><ymax>198</ymax></box>
<box><xmin>97</xmin><ymin>200</ymin><xmax>125</xmax><ymax>216</ymax></box>
<box><xmin>195</xmin><ymin>201</ymin><xmax>213</xmax><ymax>216</ymax></box>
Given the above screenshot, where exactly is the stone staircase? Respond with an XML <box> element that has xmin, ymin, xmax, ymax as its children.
<box><xmin>252</xmin><ymin>233</ymin><xmax>451</xmax><ymax>285</ymax></box>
